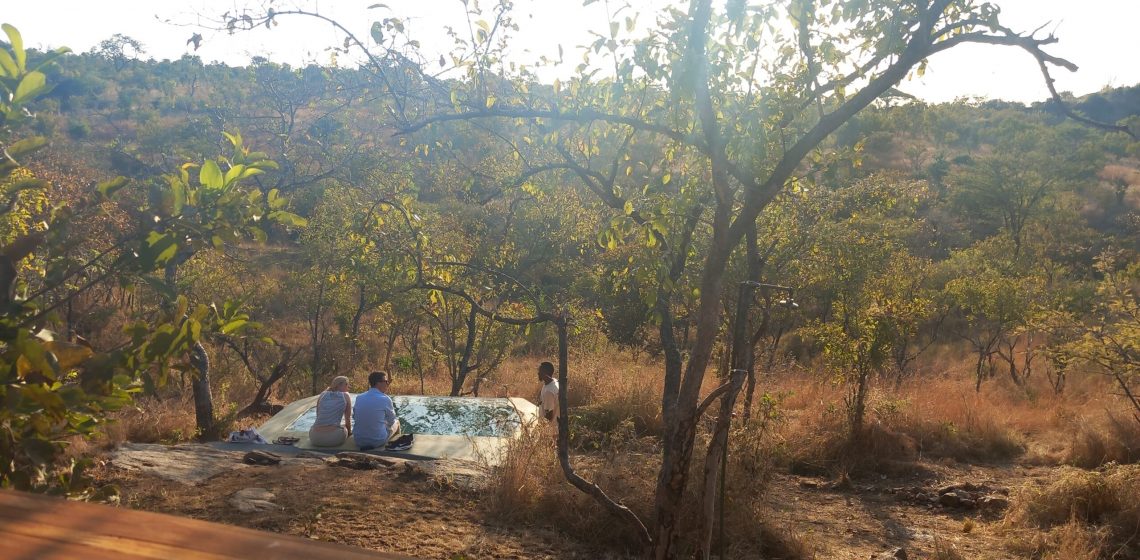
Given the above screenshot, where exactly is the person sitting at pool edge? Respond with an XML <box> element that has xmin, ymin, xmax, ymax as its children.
<box><xmin>308</xmin><ymin>375</ymin><xmax>352</xmax><ymax>447</ymax></box>
<box><xmin>353</xmin><ymin>370</ymin><xmax>400</xmax><ymax>451</ymax></box>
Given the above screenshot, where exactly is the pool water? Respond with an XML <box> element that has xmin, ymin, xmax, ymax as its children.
<box><xmin>284</xmin><ymin>395</ymin><xmax>524</xmax><ymax>438</ymax></box>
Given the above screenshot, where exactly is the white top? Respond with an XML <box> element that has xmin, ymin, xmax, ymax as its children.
<box><xmin>540</xmin><ymin>380</ymin><xmax>560</xmax><ymax>424</ymax></box>
<box><xmin>312</xmin><ymin>390</ymin><xmax>349</xmax><ymax>428</ymax></box>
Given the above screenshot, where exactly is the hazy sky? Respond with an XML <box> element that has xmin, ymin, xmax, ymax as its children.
<box><xmin>6</xmin><ymin>0</ymin><xmax>1138</xmax><ymax>103</ymax></box>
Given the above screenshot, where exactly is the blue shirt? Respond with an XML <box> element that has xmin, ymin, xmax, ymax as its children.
<box><xmin>353</xmin><ymin>388</ymin><xmax>396</xmax><ymax>448</ymax></box>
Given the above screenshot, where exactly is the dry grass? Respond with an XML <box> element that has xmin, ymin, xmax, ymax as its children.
<box><xmin>932</xmin><ymin>536</ymin><xmax>967</xmax><ymax>560</ymax></box>
<box><xmin>774</xmin><ymin>375</ymin><xmax>1030</xmax><ymax>473</ymax></box>
<box><xmin>485</xmin><ymin>424</ymin><xmax>562</xmax><ymax>520</ymax></box>
<box><xmin>1004</xmin><ymin>464</ymin><xmax>1140</xmax><ymax>558</ymax></box>
<box><xmin>876</xmin><ymin>381</ymin><xmax>1026</xmax><ymax>463</ymax></box>
<box><xmin>103</xmin><ymin>396</ymin><xmax>199</xmax><ymax>445</ymax></box>
<box><xmin>1044</xmin><ymin>520</ymin><xmax>1106</xmax><ymax>560</ymax></box>
<box><xmin>484</xmin><ymin>424</ymin><xmax>657</xmax><ymax>555</ymax></box>
<box><xmin>1003</xmin><ymin>516</ymin><xmax>1109</xmax><ymax>559</ymax></box>
<box><xmin>720</xmin><ymin>421</ymin><xmax>814</xmax><ymax>559</ymax></box>
<box><xmin>1064</xmin><ymin>413</ymin><xmax>1140</xmax><ymax>468</ymax></box>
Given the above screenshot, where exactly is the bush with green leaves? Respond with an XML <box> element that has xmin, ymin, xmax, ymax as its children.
<box><xmin>0</xmin><ymin>24</ymin><xmax>300</xmax><ymax>492</ymax></box>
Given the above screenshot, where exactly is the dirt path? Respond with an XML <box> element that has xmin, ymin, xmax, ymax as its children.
<box><xmin>764</xmin><ymin>461</ymin><xmax>1052</xmax><ymax>559</ymax></box>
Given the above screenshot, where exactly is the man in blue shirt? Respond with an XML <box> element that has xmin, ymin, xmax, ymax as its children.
<box><xmin>353</xmin><ymin>371</ymin><xmax>399</xmax><ymax>451</ymax></box>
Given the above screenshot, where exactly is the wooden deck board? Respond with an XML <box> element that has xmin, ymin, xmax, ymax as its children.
<box><xmin>0</xmin><ymin>531</ymin><xmax>131</xmax><ymax>560</ymax></box>
<box><xmin>0</xmin><ymin>490</ymin><xmax>412</xmax><ymax>560</ymax></box>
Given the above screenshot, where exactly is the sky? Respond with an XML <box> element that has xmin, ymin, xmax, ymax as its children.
<box><xmin>5</xmin><ymin>0</ymin><xmax>1139</xmax><ymax>104</ymax></box>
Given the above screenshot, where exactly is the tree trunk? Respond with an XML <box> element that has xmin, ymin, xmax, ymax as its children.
<box><xmin>350</xmin><ymin>283</ymin><xmax>368</xmax><ymax>362</ymax></box>
<box><xmin>849</xmin><ymin>366</ymin><xmax>870</xmax><ymax>441</ymax></box>
<box><xmin>383</xmin><ymin>321</ymin><xmax>400</xmax><ymax>370</ymax></box>
<box><xmin>236</xmin><ymin>345</ymin><xmax>297</xmax><ymax>419</ymax></box>
<box><xmin>451</xmin><ymin>305</ymin><xmax>478</xmax><ymax>396</ymax></box>
<box><xmin>975</xmin><ymin>349</ymin><xmax>985</xmax><ymax>392</ymax></box>
<box><xmin>309</xmin><ymin>279</ymin><xmax>326</xmax><ymax>395</ymax></box>
<box><xmin>742</xmin><ymin>366</ymin><xmax>758</xmax><ymax>426</ymax></box>
<box><xmin>697</xmin><ymin>280</ymin><xmax>755</xmax><ymax>558</ymax></box>
<box><xmin>190</xmin><ymin>341</ymin><xmax>214</xmax><ymax>438</ymax></box>
<box><xmin>653</xmin><ymin>226</ymin><xmax>733</xmax><ymax>559</ymax></box>
<box><xmin>164</xmin><ymin>258</ymin><xmax>214</xmax><ymax>438</ymax></box>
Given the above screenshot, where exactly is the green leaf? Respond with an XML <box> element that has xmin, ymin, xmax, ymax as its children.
<box><xmin>485</xmin><ymin>95</ymin><xmax>496</xmax><ymax>109</ymax></box>
<box><xmin>16</xmin><ymin>334</ymin><xmax>56</xmax><ymax>382</ymax></box>
<box><xmin>96</xmin><ymin>176</ymin><xmax>129</xmax><ymax>199</ymax></box>
<box><xmin>268</xmin><ymin>210</ymin><xmax>307</xmax><ymax>227</ymax></box>
<box><xmin>188</xmin><ymin>319</ymin><xmax>202</xmax><ymax>344</ymax></box>
<box><xmin>44</xmin><ymin>341</ymin><xmax>94</xmax><ymax>372</ymax></box>
<box><xmin>6</xmin><ymin>136</ymin><xmax>48</xmax><ymax>158</ymax></box>
<box><xmin>0</xmin><ymin>49</ymin><xmax>16</xmax><ymax>78</ymax></box>
<box><xmin>138</xmin><ymin>232</ymin><xmax>178</xmax><ymax>270</ymax></box>
<box><xmin>371</xmin><ymin>21</ymin><xmax>384</xmax><ymax>44</ymax></box>
<box><xmin>662</xmin><ymin>173</ymin><xmax>671</xmax><ymax>185</ymax></box>
<box><xmin>223</xmin><ymin>164</ymin><xmax>245</xmax><ymax>187</ymax></box>
<box><xmin>12</xmin><ymin>71</ymin><xmax>45</xmax><ymax>105</ymax></box>
<box><xmin>476</xmin><ymin>19</ymin><xmax>491</xmax><ymax>33</ymax></box>
<box><xmin>222</xmin><ymin>131</ymin><xmax>242</xmax><ymax>149</ymax></box>
<box><xmin>200</xmin><ymin>160</ymin><xmax>223</xmax><ymax>189</ymax></box>
<box><xmin>3</xmin><ymin>24</ymin><xmax>26</xmax><ymax>72</ymax></box>
<box><xmin>267</xmin><ymin>188</ymin><xmax>288</xmax><ymax>209</ymax></box>
<box><xmin>220</xmin><ymin>319</ymin><xmax>248</xmax><ymax>335</ymax></box>
<box><xmin>171</xmin><ymin>178</ymin><xmax>186</xmax><ymax>215</ymax></box>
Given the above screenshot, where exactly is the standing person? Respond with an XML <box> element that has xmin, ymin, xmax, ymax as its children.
<box><xmin>308</xmin><ymin>375</ymin><xmax>352</xmax><ymax>447</ymax></box>
<box><xmin>537</xmin><ymin>361</ymin><xmax>560</xmax><ymax>439</ymax></box>
<box><xmin>353</xmin><ymin>371</ymin><xmax>400</xmax><ymax>451</ymax></box>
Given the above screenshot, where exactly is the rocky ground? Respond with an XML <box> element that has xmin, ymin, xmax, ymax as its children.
<box><xmin>93</xmin><ymin>443</ymin><xmax>1053</xmax><ymax>559</ymax></box>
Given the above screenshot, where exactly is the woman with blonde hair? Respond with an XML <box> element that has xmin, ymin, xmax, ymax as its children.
<box><xmin>308</xmin><ymin>375</ymin><xmax>352</xmax><ymax>447</ymax></box>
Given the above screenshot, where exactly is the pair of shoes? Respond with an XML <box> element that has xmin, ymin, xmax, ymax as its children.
<box><xmin>385</xmin><ymin>434</ymin><xmax>414</xmax><ymax>451</ymax></box>
<box><xmin>273</xmin><ymin>436</ymin><xmax>300</xmax><ymax>445</ymax></box>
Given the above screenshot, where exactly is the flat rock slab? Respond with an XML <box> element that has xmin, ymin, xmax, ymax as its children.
<box><xmin>111</xmin><ymin>443</ymin><xmax>248</xmax><ymax>485</ymax></box>
<box><xmin>112</xmin><ymin>443</ymin><xmax>329</xmax><ymax>485</ymax></box>
<box><xmin>229</xmin><ymin>488</ymin><xmax>277</xmax><ymax>513</ymax></box>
